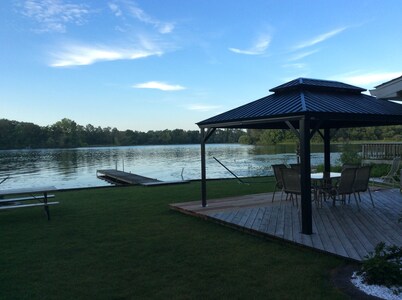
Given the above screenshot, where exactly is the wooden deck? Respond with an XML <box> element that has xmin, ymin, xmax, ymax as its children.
<box><xmin>362</xmin><ymin>142</ymin><xmax>402</xmax><ymax>163</ymax></box>
<box><xmin>170</xmin><ymin>189</ymin><xmax>402</xmax><ymax>261</ymax></box>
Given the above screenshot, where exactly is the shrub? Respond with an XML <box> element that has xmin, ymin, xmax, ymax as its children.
<box><xmin>238</xmin><ymin>135</ymin><xmax>252</xmax><ymax>144</ymax></box>
<box><xmin>358</xmin><ymin>242</ymin><xmax>402</xmax><ymax>291</ymax></box>
<box><xmin>339</xmin><ymin>149</ymin><xmax>362</xmax><ymax>165</ymax></box>
<box><xmin>369</xmin><ymin>164</ymin><xmax>397</xmax><ymax>178</ymax></box>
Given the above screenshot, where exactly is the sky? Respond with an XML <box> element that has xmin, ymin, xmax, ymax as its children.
<box><xmin>1</xmin><ymin>0</ymin><xmax>402</xmax><ymax>131</ymax></box>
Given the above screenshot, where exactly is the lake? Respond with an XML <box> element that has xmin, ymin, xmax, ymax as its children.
<box><xmin>0</xmin><ymin>143</ymin><xmax>359</xmax><ymax>190</ymax></box>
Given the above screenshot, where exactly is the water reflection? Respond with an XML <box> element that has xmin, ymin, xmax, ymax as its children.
<box><xmin>0</xmin><ymin>143</ymin><xmax>357</xmax><ymax>190</ymax></box>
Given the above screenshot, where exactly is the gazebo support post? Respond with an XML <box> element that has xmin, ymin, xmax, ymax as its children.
<box><xmin>299</xmin><ymin>117</ymin><xmax>313</xmax><ymax>234</ymax></box>
<box><xmin>201</xmin><ymin>128</ymin><xmax>207</xmax><ymax>207</ymax></box>
<box><xmin>323</xmin><ymin>128</ymin><xmax>331</xmax><ymax>174</ymax></box>
<box><xmin>200</xmin><ymin>127</ymin><xmax>216</xmax><ymax>207</ymax></box>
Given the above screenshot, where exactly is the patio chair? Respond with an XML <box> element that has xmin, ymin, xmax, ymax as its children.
<box><xmin>281</xmin><ymin>168</ymin><xmax>301</xmax><ymax>207</ymax></box>
<box><xmin>289</xmin><ymin>163</ymin><xmax>301</xmax><ymax>172</ymax></box>
<box><xmin>271</xmin><ymin>164</ymin><xmax>288</xmax><ymax>202</ymax></box>
<box><xmin>342</xmin><ymin>163</ymin><xmax>359</xmax><ymax>170</ymax></box>
<box><xmin>330</xmin><ymin>167</ymin><xmax>360</xmax><ymax>209</ymax></box>
<box><xmin>381</xmin><ymin>157</ymin><xmax>400</xmax><ymax>186</ymax></box>
<box><xmin>353</xmin><ymin>166</ymin><xmax>374</xmax><ymax>208</ymax></box>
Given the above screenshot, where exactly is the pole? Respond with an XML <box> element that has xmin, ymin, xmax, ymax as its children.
<box><xmin>324</xmin><ymin>128</ymin><xmax>331</xmax><ymax>174</ymax></box>
<box><xmin>213</xmin><ymin>157</ymin><xmax>245</xmax><ymax>184</ymax></box>
<box><xmin>299</xmin><ymin>117</ymin><xmax>312</xmax><ymax>234</ymax></box>
<box><xmin>201</xmin><ymin>128</ymin><xmax>207</xmax><ymax>207</ymax></box>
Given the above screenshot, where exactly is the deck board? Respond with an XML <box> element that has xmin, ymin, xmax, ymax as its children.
<box><xmin>251</xmin><ymin>208</ymin><xmax>265</xmax><ymax>231</ymax></box>
<box><xmin>170</xmin><ymin>188</ymin><xmax>402</xmax><ymax>261</ymax></box>
<box><xmin>258</xmin><ymin>206</ymin><xmax>272</xmax><ymax>233</ymax></box>
<box><xmin>244</xmin><ymin>207</ymin><xmax>259</xmax><ymax>229</ymax></box>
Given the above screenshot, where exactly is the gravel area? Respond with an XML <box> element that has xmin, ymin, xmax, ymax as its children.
<box><xmin>351</xmin><ymin>272</ymin><xmax>402</xmax><ymax>300</ymax></box>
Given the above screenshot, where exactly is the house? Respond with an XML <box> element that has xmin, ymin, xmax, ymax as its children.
<box><xmin>370</xmin><ymin>75</ymin><xmax>402</xmax><ymax>100</ymax></box>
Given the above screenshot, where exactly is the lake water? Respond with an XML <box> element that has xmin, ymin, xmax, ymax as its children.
<box><xmin>0</xmin><ymin>143</ymin><xmax>358</xmax><ymax>190</ymax></box>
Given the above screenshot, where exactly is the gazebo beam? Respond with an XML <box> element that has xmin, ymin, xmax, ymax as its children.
<box><xmin>317</xmin><ymin>128</ymin><xmax>332</xmax><ymax>173</ymax></box>
<box><xmin>299</xmin><ymin>117</ymin><xmax>312</xmax><ymax>234</ymax></box>
<box><xmin>200</xmin><ymin>127</ymin><xmax>216</xmax><ymax>207</ymax></box>
<box><xmin>309</xmin><ymin>121</ymin><xmax>322</xmax><ymax>140</ymax></box>
<box><xmin>285</xmin><ymin>121</ymin><xmax>300</xmax><ymax>139</ymax></box>
<box><xmin>204</xmin><ymin>127</ymin><xmax>216</xmax><ymax>142</ymax></box>
<box><xmin>323</xmin><ymin>128</ymin><xmax>331</xmax><ymax>173</ymax></box>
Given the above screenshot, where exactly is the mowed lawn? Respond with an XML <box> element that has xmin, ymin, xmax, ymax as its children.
<box><xmin>0</xmin><ymin>178</ymin><xmax>348</xmax><ymax>299</ymax></box>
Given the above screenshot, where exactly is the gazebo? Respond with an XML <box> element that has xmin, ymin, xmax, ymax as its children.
<box><xmin>197</xmin><ymin>78</ymin><xmax>402</xmax><ymax>235</ymax></box>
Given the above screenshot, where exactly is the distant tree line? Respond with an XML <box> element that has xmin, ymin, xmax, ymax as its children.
<box><xmin>238</xmin><ymin>126</ymin><xmax>402</xmax><ymax>145</ymax></box>
<box><xmin>0</xmin><ymin>118</ymin><xmax>245</xmax><ymax>150</ymax></box>
<box><xmin>2</xmin><ymin>118</ymin><xmax>401</xmax><ymax>150</ymax></box>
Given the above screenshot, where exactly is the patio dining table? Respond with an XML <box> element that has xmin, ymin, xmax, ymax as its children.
<box><xmin>310</xmin><ymin>172</ymin><xmax>341</xmax><ymax>207</ymax></box>
<box><xmin>310</xmin><ymin>172</ymin><xmax>341</xmax><ymax>180</ymax></box>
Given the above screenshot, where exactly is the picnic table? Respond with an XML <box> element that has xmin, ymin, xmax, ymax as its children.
<box><xmin>0</xmin><ymin>186</ymin><xmax>58</xmax><ymax>220</ymax></box>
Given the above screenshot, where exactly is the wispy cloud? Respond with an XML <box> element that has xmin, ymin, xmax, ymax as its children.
<box><xmin>185</xmin><ymin>104</ymin><xmax>222</xmax><ymax>112</ymax></box>
<box><xmin>229</xmin><ymin>34</ymin><xmax>271</xmax><ymax>55</ymax></box>
<box><xmin>108</xmin><ymin>2</ymin><xmax>122</xmax><ymax>17</ymax></box>
<box><xmin>288</xmin><ymin>49</ymin><xmax>320</xmax><ymax>61</ymax></box>
<box><xmin>133</xmin><ymin>81</ymin><xmax>185</xmax><ymax>91</ymax></box>
<box><xmin>20</xmin><ymin>0</ymin><xmax>91</xmax><ymax>33</ymax></box>
<box><xmin>293</xmin><ymin>27</ymin><xmax>347</xmax><ymax>50</ymax></box>
<box><xmin>333</xmin><ymin>72</ymin><xmax>402</xmax><ymax>86</ymax></box>
<box><xmin>282</xmin><ymin>63</ymin><xmax>307</xmax><ymax>69</ymax></box>
<box><xmin>108</xmin><ymin>0</ymin><xmax>174</xmax><ymax>34</ymax></box>
<box><xmin>50</xmin><ymin>40</ymin><xmax>163</xmax><ymax>67</ymax></box>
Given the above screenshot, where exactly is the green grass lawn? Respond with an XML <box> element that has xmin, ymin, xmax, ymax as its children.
<box><xmin>0</xmin><ymin>178</ymin><xmax>349</xmax><ymax>299</ymax></box>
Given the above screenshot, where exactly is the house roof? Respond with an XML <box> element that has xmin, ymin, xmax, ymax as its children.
<box><xmin>374</xmin><ymin>75</ymin><xmax>402</xmax><ymax>88</ymax></box>
<box><xmin>197</xmin><ymin>77</ymin><xmax>402</xmax><ymax>129</ymax></box>
<box><xmin>369</xmin><ymin>75</ymin><xmax>402</xmax><ymax>100</ymax></box>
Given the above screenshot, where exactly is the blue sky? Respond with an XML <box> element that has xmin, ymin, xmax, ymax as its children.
<box><xmin>1</xmin><ymin>0</ymin><xmax>402</xmax><ymax>131</ymax></box>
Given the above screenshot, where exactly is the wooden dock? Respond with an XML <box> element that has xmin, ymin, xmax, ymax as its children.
<box><xmin>97</xmin><ymin>169</ymin><xmax>161</xmax><ymax>185</ymax></box>
<box><xmin>170</xmin><ymin>189</ymin><xmax>402</xmax><ymax>262</ymax></box>
<box><xmin>97</xmin><ymin>169</ymin><xmax>189</xmax><ymax>186</ymax></box>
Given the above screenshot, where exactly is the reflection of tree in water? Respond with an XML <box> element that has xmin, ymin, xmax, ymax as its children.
<box><xmin>0</xmin><ymin>150</ymin><xmax>44</xmax><ymax>175</ymax></box>
<box><xmin>54</xmin><ymin>148</ymin><xmax>128</xmax><ymax>176</ymax></box>
<box><xmin>0</xmin><ymin>144</ymin><xmax>346</xmax><ymax>189</ymax></box>
<box><xmin>251</xmin><ymin>144</ymin><xmax>297</xmax><ymax>155</ymax></box>
<box><xmin>54</xmin><ymin>150</ymin><xmax>79</xmax><ymax>175</ymax></box>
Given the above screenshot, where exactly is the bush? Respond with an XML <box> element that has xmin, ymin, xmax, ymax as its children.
<box><xmin>369</xmin><ymin>164</ymin><xmax>396</xmax><ymax>178</ymax></box>
<box><xmin>358</xmin><ymin>242</ymin><xmax>402</xmax><ymax>290</ymax></box>
<box><xmin>238</xmin><ymin>135</ymin><xmax>252</xmax><ymax>144</ymax></box>
<box><xmin>339</xmin><ymin>149</ymin><xmax>362</xmax><ymax>165</ymax></box>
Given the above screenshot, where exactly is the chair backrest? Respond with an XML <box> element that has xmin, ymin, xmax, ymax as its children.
<box><xmin>353</xmin><ymin>166</ymin><xmax>371</xmax><ymax>193</ymax></box>
<box><xmin>281</xmin><ymin>168</ymin><xmax>301</xmax><ymax>194</ymax></box>
<box><xmin>272</xmin><ymin>164</ymin><xmax>288</xmax><ymax>188</ymax></box>
<box><xmin>342</xmin><ymin>163</ymin><xmax>359</xmax><ymax>171</ymax></box>
<box><xmin>387</xmin><ymin>157</ymin><xmax>401</xmax><ymax>176</ymax></box>
<box><xmin>337</xmin><ymin>167</ymin><xmax>357</xmax><ymax>194</ymax></box>
<box><xmin>289</xmin><ymin>163</ymin><xmax>301</xmax><ymax>172</ymax></box>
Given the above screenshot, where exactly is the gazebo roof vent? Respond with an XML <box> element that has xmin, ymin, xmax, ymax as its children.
<box><xmin>270</xmin><ymin>77</ymin><xmax>366</xmax><ymax>94</ymax></box>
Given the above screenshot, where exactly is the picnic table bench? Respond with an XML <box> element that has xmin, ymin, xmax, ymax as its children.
<box><xmin>0</xmin><ymin>186</ymin><xmax>58</xmax><ymax>220</ymax></box>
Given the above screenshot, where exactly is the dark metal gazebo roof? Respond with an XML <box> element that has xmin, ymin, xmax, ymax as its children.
<box><xmin>198</xmin><ymin>77</ymin><xmax>402</xmax><ymax>129</ymax></box>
